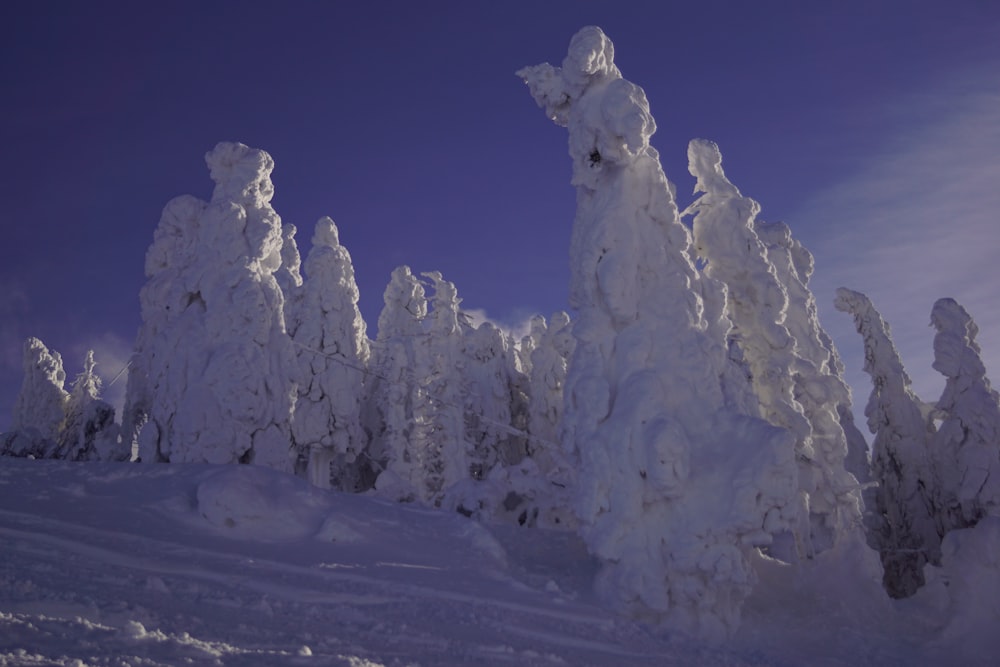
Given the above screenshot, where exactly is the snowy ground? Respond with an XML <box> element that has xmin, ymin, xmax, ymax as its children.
<box><xmin>0</xmin><ymin>459</ymin><xmax>994</xmax><ymax>666</ymax></box>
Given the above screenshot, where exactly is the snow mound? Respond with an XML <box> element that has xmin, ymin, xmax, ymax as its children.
<box><xmin>195</xmin><ymin>464</ymin><xmax>330</xmax><ymax>540</ymax></box>
<box><xmin>916</xmin><ymin>517</ymin><xmax>1000</xmax><ymax>658</ymax></box>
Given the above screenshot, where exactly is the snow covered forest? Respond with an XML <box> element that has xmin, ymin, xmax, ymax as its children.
<box><xmin>3</xmin><ymin>26</ymin><xmax>999</xmax><ymax>663</ymax></box>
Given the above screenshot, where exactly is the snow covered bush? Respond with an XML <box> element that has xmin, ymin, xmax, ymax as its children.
<box><xmin>57</xmin><ymin>350</ymin><xmax>124</xmax><ymax>461</ymax></box>
<box><xmin>123</xmin><ymin>142</ymin><xmax>297</xmax><ymax>471</ymax></box>
<box><xmin>1</xmin><ymin>337</ymin><xmax>69</xmax><ymax>458</ymax></box>
<box><xmin>929</xmin><ymin>297</ymin><xmax>1000</xmax><ymax>529</ymax></box>
<box><xmin>288</xmin><ymin>217</ymin><xmax>372</xmax><ymax>491</ymax></box>
<box><xmin>520</xmin><ymin>26</ymin><xmax>798</xmax><ymax>638</ymax></box>
<box><xmin>835</xmin><ymin>287</ymin><xmax>940</xmax><ymax>597</ymax></box>
<box><xmin>914</xmin><ymin>516</ymin><xmax>1000</xmax><ymax>660</ymax></box>
<box><xmin>2</xmin><ymin>341</ymin><xmax>125</xmax><ymax>461</ymax></box>
<box><xmin>685</xmin><ymin>139</ymin><xmax>862</xmax><ymax>558</ymax></box>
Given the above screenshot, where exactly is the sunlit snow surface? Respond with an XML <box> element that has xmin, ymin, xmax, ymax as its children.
<box><xmin>0</xmin><ymin>459</ymin><xmax>995</xmax><ymax>666</ymax></box>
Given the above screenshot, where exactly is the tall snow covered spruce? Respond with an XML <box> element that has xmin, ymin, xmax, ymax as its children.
<box><xmin>288</xmin><ymin>217</ymin><xmax>372</xmax><ymax>490</ymax></box>
<box><xmin>123</xmin><ymin>142</ymin><xmax>298</xmax><ymax>470</ymax></box>
<box><xmin>929</xmin><ymin>297</ymin><xmax>1000</xmax><ymax>530</ymax></box>
<box><xmin>754</xmin><ymin>220</ymin><xmax>872</xmax><ymax>508</ymax></box>
<box><xmin>685</xmin><ymin>139</ymin><xmax>863</xmax><ymax>558</ymax></box>
<box><xmin>834</xmin><ymin>287</ymin><xmax>939</xmax><ymax>598</ymax></box>
<box><xmin>520</xmin><ymin>27</ymin><xmax>798</xmax><ymax>638</ymax></box>
<box><xmin>367</xmin><ymin>266</ymin><xmax>433</xmax><ymax>502</ymax></box>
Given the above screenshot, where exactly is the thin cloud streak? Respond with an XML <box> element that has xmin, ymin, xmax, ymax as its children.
<box><xmin>798</xmin><ymin>80</ymin><xmax>1000</xmax><ymax>414</ymax></box>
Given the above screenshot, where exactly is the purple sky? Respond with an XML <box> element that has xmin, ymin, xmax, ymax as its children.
<box><xmin>2</xmin><ymin>1</ymin><xmax>999</xmax><ymax>429</ymax></box>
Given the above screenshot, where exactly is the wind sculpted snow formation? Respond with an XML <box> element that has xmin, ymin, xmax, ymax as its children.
<box><xmin>286</xmin><ymin>217</ymin><xmax>371</xmax><ymax>490</ymax></box>
<box><xmin>519</xmin><ymin>27</ymin><xmax>799</xmax><ymax>638</ymax></box>
<box><xmin>685</xmin><ymin>139</ymin><xmax>863</xmax><ymax>558</ymax></box>
<box><xmin>834</xmin><ymin>288</ymin><xmax>939</xmax><ymax>598</ymax></box>
<box><xmin>929</xmin><ymin>298</ymin><xmax>1000</xmax><ymax>531</ymax></box>
<box><xmin>123</xmin><ymin>142</ymin><xmax>298</xmax><ymax>470</ymax></box>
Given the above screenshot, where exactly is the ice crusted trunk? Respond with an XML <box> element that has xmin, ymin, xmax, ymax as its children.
<box><xmin>290</xmin><ymin>218</ymin><xmax>372</xmax><ymax>491</ymax></box>
<box><xmin>519</xmin><ymin>27</ymin><xmax>797</xmax><ymax>639</ymax></box>
<box><xmin>123</xmin><ymin>142</ymin><xmax>297</xmax><ymax>471</ymax></box>
<box><xmin>686</xmin><ymin>139</ymin><xmax>862</xmax><ymax>558</ymax></box>
<box><xmin>929</xmin><ymin>298</ymin><xmax>1000</xmax><ymax>529</ymax></box>
<box><xmin>835</xmin><ymin>288</ymin><xmax>939</xmax><ymax>598</ymax></box>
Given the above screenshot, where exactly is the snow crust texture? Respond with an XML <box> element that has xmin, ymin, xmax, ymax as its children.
<box><xmin>2</xmin><ymin>458</ymin><xmax>994</xmax><ymax>666</ymax></box>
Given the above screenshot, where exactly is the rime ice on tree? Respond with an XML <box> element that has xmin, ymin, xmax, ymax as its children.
<box><xmin>686</xmin><ymin>139</ymin><xmax>862</xmax><ymax>557</ymax></box>
<box><xmin>368</xmin><ymin>266</ymin><xmax>432</xmax><ymax>502</ymax></box>
<box><xmin>123</xmin><ymin>142</ymin><xmax>297</xmax><ymax>470</ymax></box>
<box><xmin>755</xmin><ymin>220</ymin><xmax>872</xmax><ymax>507</ymax></box>
<box><xmin>1</xmin><ymin>338</ymin><xmax>70</xmax><ymax>458</ymax></box>
<box><xmin>835</xmin><ymin>287</ymin><xmax>939</xmax><ymax>598</ymax></box>
<box><xmin>290</xmin><ymin>217</ymin><xmax>372</xmax><ymax>490</ymax></box>
<box><xmin>520</xmin><ymin>27</ymin><xmax>797</xmax><ymax>638</ymax></box>
<box><xmin>929</xmin><ymin>297</ymin><xmax>1000</xmax><ymax>529</ymax></box>
<box><xmin>59</xmin><ymin>350</ymin><xmax>123</xmax><ymax>461</ymax></box>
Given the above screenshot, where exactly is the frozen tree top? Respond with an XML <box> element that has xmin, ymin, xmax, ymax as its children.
<box><xmin>688</xmin><ymin>139</ymin><xmax>741</xmax><ymax>200</ymax></box>
<box><xmin>930</xmin><ymin>297</ymin><xmax>991</xmax><ymax>387</ymax></box>
<box><xmin>835</xmin><ymin>288</ymin><xmax>915</xmax><ymax>389</ymax></box>
<box><xmin>206</xmin><ymin>141</ymin><xmax>275</xmax><ymax>206</ymax></box>
<box><xmin>518</xmin><ymin>26</ymin><xmax>656</xmax><ymax>192</ymax></box>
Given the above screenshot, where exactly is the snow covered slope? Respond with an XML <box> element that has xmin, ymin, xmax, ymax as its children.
<box><xmin>1</xmin><ymin>459</ymin><xmax>994</xmax><ymax>666</ymax></box>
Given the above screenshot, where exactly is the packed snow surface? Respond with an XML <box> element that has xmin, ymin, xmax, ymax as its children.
<box><xmin>1</xmin><ymin>459</ymin><xmax>996</xmax><ymax>666</ymax></box>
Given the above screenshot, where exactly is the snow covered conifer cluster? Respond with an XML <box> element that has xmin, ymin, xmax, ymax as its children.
<box><xmin>835</xmin><ymin>290</ymin><xmax>1000</xmax><ymax>598</ymax></box>
<box><xmin>3</xmin><ymin>25</ymin><xmax>999</xmax><ymax>643</ymax></box>
<box><xmin>1</xmin><ymin>338</ymin><xmax>124</xmax><ymax>461</ymax></box>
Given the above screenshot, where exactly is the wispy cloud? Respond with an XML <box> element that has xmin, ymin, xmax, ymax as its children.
<box><xmin>797</xmin><ymin>75</ymin><xmax>1000</xmax><ymax>411</ymax></box>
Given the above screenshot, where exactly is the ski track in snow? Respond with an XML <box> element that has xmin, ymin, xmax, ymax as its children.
<box><xmin>0</xmin><ymin>459</ymin><xmax>993</xmax><ymax>666</ymax></box>
<box><xmin>0</xmin><ymin>460</ymin><xmax>729</xmax><ymax>666</ymax></box>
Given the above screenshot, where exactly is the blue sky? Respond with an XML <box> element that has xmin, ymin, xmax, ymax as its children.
<box><xmin>2</xmin><ymin>1</ymin><xmax>998</xmax><ymax>429</ymax></box>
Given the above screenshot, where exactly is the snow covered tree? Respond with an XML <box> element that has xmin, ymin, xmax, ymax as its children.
<box><xmin>834</xmin><ymin>287</ymin><xmax>939</xmax><ymax>598</ymax></box>
<box><xmin>756</xmin><ymin>220</ymin><xmax>872</xmax><ymax>505</ymax></box>
<box><xmin>527</xmin><ymin>311</ymin><xmax>574</xmax><ymax>471</ymax></box>
<box><xmin>290</xmin><ymin>217</ymin><xmax>372</xmax><ymax>490</ymax></box>
<box><xmin>929</xmin><ymin>297</ymin><xmax>1000</xmax><ymax>529</ymax></box>
<box><xmin>1</xmin><ymin>337</ymin><xmax>69</xmax><ymax>458</ymax></box>
<box><xmin>57</xmin><ymin>350</ymin><xmax>123</xmax><ymax>461</ymax></box>
<box><xmin>368</xmin><ymin>265</ymin><xmax>432</xmax><ymax>501</ymax></box>
<box><xmin>461</xmin><ymin>322</ymin><xmax>515</xmax><ymax>479</ymax></box>
<box><xmin>123</xmin><ymin>142</ymin><xmax>297</xmax><ymax>471</ymax></box>
<box><xmin>275</xmin><ymin>222</ymin><xmax>304</xmax><ymax>334</ymax></box>
<box><xmin>520</xmin><ymin>27</ymin><xmax>798</xmax><ymax>638</ymax></box>
<box><xmin>417</xmin><ymin>271</ymin><xmax>473</xmax><ymax>503</ymax></box>
<box><xmin>686</xmin><ymin>139</ymin><xmax>862</xmax><ymax>557</ymax></box>
<box><xmin>517</xmin><ymin>314</ymin><xmax>547</xmax><ymax>376</ymax></box>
